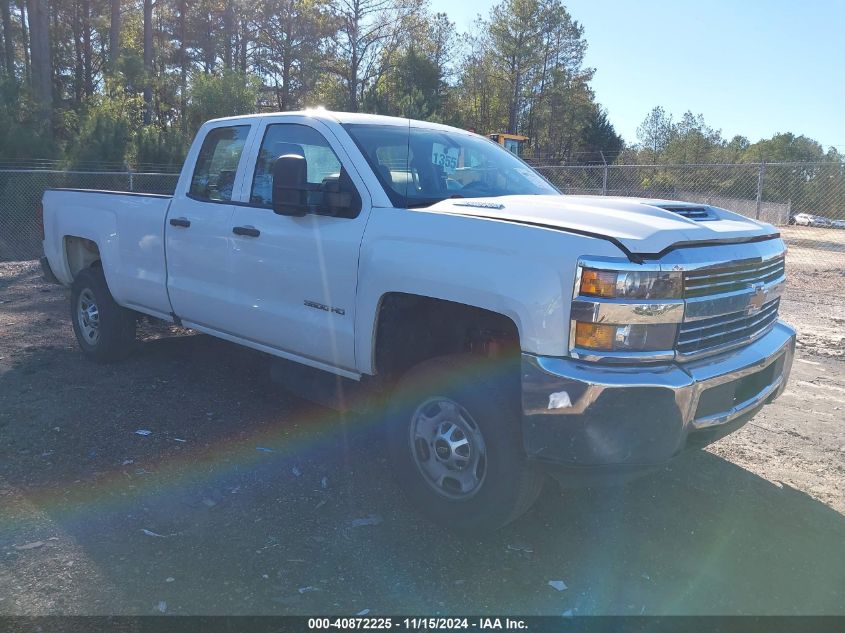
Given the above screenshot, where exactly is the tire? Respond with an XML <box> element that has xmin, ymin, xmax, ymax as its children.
<box><xmin>70</xmin><ymin>266</ymin><xmax>137</xmax><ymax>363</ymax></box>
<box><xmin>386</xmin><ymin>353</ymin><xmax>545</xmax><ymax>532</ymax></box>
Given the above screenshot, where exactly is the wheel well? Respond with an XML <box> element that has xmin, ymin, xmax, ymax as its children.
<box><xmin>373</xmin><ymin>293</ymin><xmax>520</xmax><ymax>383</ymax></box>
<box><xmin>64</xmin><ymin>236</ymin><xmax>101</xmax><ymax>278</ymax></box>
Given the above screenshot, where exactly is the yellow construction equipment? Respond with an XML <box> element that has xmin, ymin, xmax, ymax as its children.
<box><xmin>488</xmin><ymin>133</ymin><xmax>529</xmax><ymax>157</ymax></box>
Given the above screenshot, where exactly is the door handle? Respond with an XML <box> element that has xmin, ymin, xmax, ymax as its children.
<box><xmin>232</xmin><ymin>226</ymin><xmax>260</xmax><ymax>237</ymax></box>
<box><xmin>169</xmin><ymin>217</ymin><xmax>191</xmax><ymax>228</ymax></box>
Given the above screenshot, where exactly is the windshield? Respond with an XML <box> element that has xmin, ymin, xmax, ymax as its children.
<box><xmin>343</xmin><ymin>123</ymin><xmax>559</xmax><ymax>208</ymax></box>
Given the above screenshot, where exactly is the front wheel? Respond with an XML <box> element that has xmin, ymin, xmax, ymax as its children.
<box><xmin>70</xmin><ymin>266</ymin><xmax>137</xmax><ymax>363</ymax></box>
<box><xmin>386</xmin><ymin>354</ymin><xmax>545</xmax><ymax>532</ymax></box>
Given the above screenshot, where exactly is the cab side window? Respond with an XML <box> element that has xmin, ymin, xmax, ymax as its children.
<box><xmin>189</xmin><ymin>125</ymin><xmax>250</xmax><ymax>202</ymax></box>
<box><xmin>251</xmin><ymin>123</ymin><xmax>361</xmax><ymax>218</ymax></box>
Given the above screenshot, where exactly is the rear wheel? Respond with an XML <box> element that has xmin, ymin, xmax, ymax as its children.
<box><xmin>386</xmin><ymin>353</ymin><xmax>544</xmax><ymax>531</ymax></box>
<box><xmin>70</xmin><ymin>266</ymin><xmax>137</xmax><ymax>363</ymax></box>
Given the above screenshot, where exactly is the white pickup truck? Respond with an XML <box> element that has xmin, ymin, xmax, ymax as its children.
<box><xmin>40</xmin><ymin>111</ymin><xmax>796</xmax><ymax>530</ymax></box>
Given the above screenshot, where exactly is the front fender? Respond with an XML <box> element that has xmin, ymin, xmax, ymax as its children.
<box><xmin>354</xmin><ymin>207</ymin><xmax>625</xmax><ymax>374</ymax></box>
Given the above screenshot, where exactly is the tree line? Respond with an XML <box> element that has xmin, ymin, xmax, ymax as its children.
<box><xmin>0</xmin><ymin>0</ymin><xmax>626</xmax><ymax>168</ymax></box>
<box><xmin>618</xmin><ymin>106</ymin><xmax>845</xmax><ymax>217</ymax></box>
<box><xmin>631</xmin><ymin>106</ymin><xmax>843</xmax><ymax>167</ymax></box>
<box><xmin>0</xmin><ymin>0</ymin><xmax>841</xmax><ymax>179</ymax></box>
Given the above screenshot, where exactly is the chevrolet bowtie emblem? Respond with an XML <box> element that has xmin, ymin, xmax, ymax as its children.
<box><xmin>747</xmin><ymin>284</ymin><xmax>766</xmax><ymax>313</ymax></box>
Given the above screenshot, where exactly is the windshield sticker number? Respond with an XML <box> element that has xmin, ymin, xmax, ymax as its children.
<box><xmin>432</xmin><ymin>143</ymin><xmax>459</xmax><ymax>173</ymax></box>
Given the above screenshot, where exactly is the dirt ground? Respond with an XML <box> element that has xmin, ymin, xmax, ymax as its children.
<box><xmin>0</xmin><ymin>251</ymin><xmax>843</xmax><ymax>616</ymax></box>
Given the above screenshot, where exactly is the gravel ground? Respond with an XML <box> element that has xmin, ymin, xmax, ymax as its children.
<box><xmin>0</xmin><ymin>253</ymin><xmax>843</xmax><ymax>616</ymax></box>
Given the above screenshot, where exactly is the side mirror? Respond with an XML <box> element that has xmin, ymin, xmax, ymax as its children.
<box><xmin>272</xmin><ymin>154</ymin><xmax>309</xmax><ymax>216</ymax></box>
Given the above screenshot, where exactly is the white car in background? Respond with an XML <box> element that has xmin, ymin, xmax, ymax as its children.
<box><xmin>792</xmin><ymin>212</ymin><xmax>832</xmax><ymax>227</ymax></box>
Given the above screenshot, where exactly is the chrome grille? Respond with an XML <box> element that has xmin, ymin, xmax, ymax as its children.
<box><xmin>684</xmin><ymin>256</ymin><xmax>785</xmax><ymax>298</ymax></box>
<box><xmin>677</xmin><ymin>254</ymin><xmax>786</xmax><ymax>358</ymax></box>
<box><xmin>677</xmin><ymin>298</ymin><xmax>780</xmax><ymax>356</ymax></box>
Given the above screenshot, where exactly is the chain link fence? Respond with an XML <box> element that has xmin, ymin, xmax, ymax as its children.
<box><xmin>0</xmin><ymin>170</ymin><xmax>179</xmax><ymax>263</ymax></box>
<box><xmin>2</xmin><ymin>163</ymin><xmax>844</xmax><ymax>281</ymax></box>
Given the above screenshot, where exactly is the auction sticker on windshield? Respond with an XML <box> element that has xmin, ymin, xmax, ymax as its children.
<box><xmin>432</xmin><ymin>143</ymin><xmax>460</xmax><ymax>172</ymax></box>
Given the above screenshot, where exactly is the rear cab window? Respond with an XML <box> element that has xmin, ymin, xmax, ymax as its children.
<box><xmin>189</xmin><ymin>125</ymin><xmax>251</xmax><ymax>202</ymax></box>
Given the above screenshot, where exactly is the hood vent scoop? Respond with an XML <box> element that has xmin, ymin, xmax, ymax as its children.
<box><xmin>658</xmin><ymin>205</ymin><xmax>716</xmax><ymax>221</ymax></box>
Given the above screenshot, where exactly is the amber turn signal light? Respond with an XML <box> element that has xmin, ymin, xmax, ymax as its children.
<box><xmin>574</xmin><ymin>322</ymin><xmax>616</xmax><ymax>350</ymax></box>
<box><xmin>579</xmin><ymin>269</ymin><xmax>618</xmax><ymax>298</ymax></box>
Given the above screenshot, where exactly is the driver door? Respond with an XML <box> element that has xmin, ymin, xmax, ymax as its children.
<box><xmin>226</xmin><ymin>118</ymin><xmax>370</xmax><ymax>373</ymax></box>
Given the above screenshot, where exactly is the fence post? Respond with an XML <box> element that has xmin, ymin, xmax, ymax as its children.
<box><xmin>755</xmin><ymin>162</ymin><xmax>766</xmax><ymax>220</ymax></box>
<box><xmin>600</xmin><ymin>151</ymin><xmax>608</xmax><ymax>196</ymax></box>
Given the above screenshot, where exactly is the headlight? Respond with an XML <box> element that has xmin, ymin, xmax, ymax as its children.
<box><xmin>573</xmin><ymin>322</ymin><xmax>678</xmax><ymax>352</ymax></box>
<box><xmin>572</xmin><ymin>262</ymin><xmax>684</xmax><ymax>358</ymax></box>
<box><xmin>579</xmin><ymin>268</ymin><xmax>683</xmax><ymax>299</ymax></box>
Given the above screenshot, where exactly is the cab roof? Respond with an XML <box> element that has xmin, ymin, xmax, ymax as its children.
<box><xmin>205</xmin><ymin>109</ymin><xmax>470</xmax><ymax>135</ymax></box>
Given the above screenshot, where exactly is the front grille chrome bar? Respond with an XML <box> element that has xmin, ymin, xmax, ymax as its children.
<box><xmin>684</xmin><ymin>256</ymin><xmax>785</xmax><ymax>297</ymax></box>
<box><xmin>683</xmin><ymin>276</ymin><xmax>785</xmax><ymax>321</ymax></box>
<box><xmin>677</xmin><ymin>299</ymin><xmax>780</xmax><ymax>359</ymax></box>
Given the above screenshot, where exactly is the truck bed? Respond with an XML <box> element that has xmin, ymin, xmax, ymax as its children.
<box><xmin>42</xmin><ymin>188</ymin><xmax>174</xmax><ymax>318</ymax></box>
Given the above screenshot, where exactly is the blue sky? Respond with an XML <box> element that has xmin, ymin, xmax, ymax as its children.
<box><xmin>427</xmin><ymin>0</ymin><xmax>845</xmax><ymax>150</ymax></box>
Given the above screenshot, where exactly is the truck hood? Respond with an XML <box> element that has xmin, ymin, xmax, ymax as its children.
<box><xmin>427</xmin><ymin>195</ymin><xmax>778</xmax><ymax>257</ymax></box>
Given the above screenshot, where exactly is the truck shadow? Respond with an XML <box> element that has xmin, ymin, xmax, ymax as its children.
<box><xmin>1</xmin><ymin>332</ymin><xmax>844</xmax><ymax>615</ymax></box>
<box><xmin>510</xmin><ymin>454</ymin><xmax>845</xmax><ymax>614</ymax></box>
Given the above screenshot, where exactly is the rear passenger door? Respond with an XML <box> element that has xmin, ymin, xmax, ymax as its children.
<box><xmin>226</xmin><ymin>118</ymin><xmax>371</xmax><ymax>373</ymax></box>
<box><xmin>166</xmin><ymin>123</ymin><xmax>254</xmax><ymax>331</ymax></box>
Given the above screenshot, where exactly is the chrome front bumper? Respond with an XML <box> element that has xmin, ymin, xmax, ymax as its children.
<box><xmin>521</xmin><ymin>321</ymin><xmax>796</xmax><ymax>467</ymax></box>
